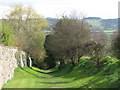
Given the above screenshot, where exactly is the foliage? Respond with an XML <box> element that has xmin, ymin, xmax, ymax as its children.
<box><xmin>0</xmin><ymin>22</ymin><xmax>14</xmax><ymax>46</ymax></box>
<box><xmin>29</xmin><ymin>31</ymin><xmax>46</xmax><ymax>69</ymax></box>
<box><xmin>5</xmin><ymin>4</ymin><xmax>49</xmax><ymax>67</ymax></box>
<box><xmin>45</xmin><ymin>15</ymin><xmax>108</xmax><ymax>68</ymax></box>
<box><xmin>44</xmin><ymin>35</ymin><xmax>58</xmax><ymax>69</ymax></box>
<box><xmin>5</xmin><ymin>4</ymin><xmax>48</xmax><ymax>50</ymax></box>
<box><xmin>45</xmin><ymin>15</ymin><xmax>91</xmax><ymax>66</ymax></box>
<box><xmin>88</xmin><ymin>31</ymin><xmax>107</xmax><ymax>69</ymax></box>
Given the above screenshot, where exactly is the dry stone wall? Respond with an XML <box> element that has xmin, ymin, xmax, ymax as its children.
<box><xmin>0</xmin><ymin>45</ymin><xmax>27</xmax><ymax>89</ymax></box>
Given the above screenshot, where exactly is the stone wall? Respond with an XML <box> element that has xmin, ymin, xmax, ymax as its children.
<box><xmin>0</xmin><ymin>45</ymin><xmax>27</xmax><ymax>89</ymax></box>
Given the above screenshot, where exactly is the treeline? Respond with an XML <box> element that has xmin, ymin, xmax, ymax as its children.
<box><xmin>0</xmin><ymin>4</ymin><xmax>119</xmax><ymax>70</ymax></box>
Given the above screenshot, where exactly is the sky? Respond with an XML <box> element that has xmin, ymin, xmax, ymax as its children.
<box><xmin>0</xmin><ymin>0</ymin><xmax>119</xmax><ymax>19</ymax></box>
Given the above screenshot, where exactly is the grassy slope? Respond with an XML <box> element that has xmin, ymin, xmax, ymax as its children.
<box><xmin>3</xmin><ymin>56</ymin><xmax>119</xmax><ymax>88</ymax></box>
<box><xmin>88</xmin><ymin>20</ymin><xmax>117</xmax><ymax>36</ymax></box>
<box><xmin>88</xmin><ymin>20</ymin><xmax>104</xmax><ymax>30</ymax></box>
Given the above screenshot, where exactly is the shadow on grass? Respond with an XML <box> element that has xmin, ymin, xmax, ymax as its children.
<box><xmin>50</xmin><ymin>66</ymin><xmax>97</xmax><ymax>82</ymax></box>
<box><xmin>38</xmin><ymin>81</ymin><xmax>69</xmax><ymax>84</ymax></box>
<box><xmin>20</xmin><ymin>67</ymin><xmax>74</xmax><ymax>85</ymax></box>
<box><xmin>20</xmin><ymin>66</ymin><xmax>73</xmax><ymax>79</ymax></box>
<box><xmin>29</xmin><ymin>65</ymin><xmax>75</xmax><ymax>78</ymax></box>
<box><xmin>20</xmin><ymin>62</ymin><xmax>118</xmax><ymax>88</ymax></box>
<box><xmin>29</xmin><ymin>67</ymin><xmax>48</xmax><ymax>74</ymax></box>
<box><xmin>20</xmin><ymin>67</ymin><xmax>50</xmax><ymax>79</ymax></box>
<box><xmin>49</xmin><ymin>65</ymin><xmax>74</xmax><ymax>77</ymax></box>
<box><xmin>30</xmin><ymin>67</ymin><xmax>61</xmax><ymax>74</ymax></box>
<box><xmin>57</xmin><ymin>62</ymin><xmax>118</xmax><ymax>83</ymax></box>
<box><xmin>79</xmin><ymin>76</ymin><xmax>119</xmax><ymax>88</ymax></box>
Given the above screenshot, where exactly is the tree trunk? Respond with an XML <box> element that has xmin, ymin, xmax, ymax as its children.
<box><xmin>96</xmin><ymin>59</ymin><xmax>100</xmax><ymax>71</ymax></box>
<box><xmin>28</xmin><ymin>55</ymin><xmax>32</xmax><ymax>67</ymax></box>
<box><xmin>78</xmin><ymin>55</ymin><xmax>82</xmax><ymax>63</ymax></box>
<box><xmin>72</xmin><ymin>61</ymin><xmax>75</xmax><ymax>66</ymax></box>
<box><xmin>20</xmin><ymin>51</ymin><xmax>24</xmax><ymax>68</ymax></box>
<box><xmin>71</xmin><ymin>57</ymin><xmax>75</xmax><ymax>67</ymax></box>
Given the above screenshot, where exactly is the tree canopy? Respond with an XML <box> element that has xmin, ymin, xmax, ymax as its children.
<box><xmin>3</xmin><ymin>4</ymin><xmax>49</xmax><ymax>68</ymax></box>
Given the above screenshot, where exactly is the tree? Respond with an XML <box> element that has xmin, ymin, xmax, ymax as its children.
<box><xmin>28</xmin><ymin>30</ymin><xmax>46</xmax><ymax>68</ymax></box>
<box><xmin>44</xmin><ymin>35</ymin><xmax>57</xmax><ymax>69</ymax></box>
<box><xmin>84</xmin><ymin>31</ymin><xmax>108</xmax><ymax>69</ymax></box>
<box><xmin>45</xmin><ymin>15</ymin><xmax>91</xmax><ymax>66</ymax></box>
<box><xmin>5</xmin><ymin>4</ymin><xmax>49</xmax><ymax>67</ymax></box>
<box><xmin>6</xmin><ymin>4</ymin><xmax>48</xmax><ymax>50</ymax></box>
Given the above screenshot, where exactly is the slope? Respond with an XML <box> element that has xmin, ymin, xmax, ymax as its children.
<box><xmin>3</xmin><ymin>56</ymin><xmax>119</xmax><ymax>88</ymax></box>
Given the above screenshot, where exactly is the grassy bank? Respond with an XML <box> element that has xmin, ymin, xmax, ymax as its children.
<box><xmin>3</xmin><ymin>56</ymin><xmax>119</xmax><ymax>88</ymax></box>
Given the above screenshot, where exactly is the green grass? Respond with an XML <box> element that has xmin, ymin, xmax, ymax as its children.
<box><xmin>93</xmin><ymin>30</ymin><xmax>117</xmax><ymax>39</ymax></box>
<box><xmin>103</xmin><ymin>30</ymin><xmax>117</xmax><ymax>33</ymax></box>
<box><xmin>3</xmin><ymin>56</ymin><xmax>119</xmax><ymax>88</ymax></box>
<box><xmin>103</xmin><ymin>30</ymin><xmax>117</xmax><ymax>36</ymax></box>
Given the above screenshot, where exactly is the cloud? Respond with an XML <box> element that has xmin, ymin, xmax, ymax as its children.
<box><xmin>0</xmin><ymin>0</ymin><xmax>38</xmax><ymax>6</ymax></box>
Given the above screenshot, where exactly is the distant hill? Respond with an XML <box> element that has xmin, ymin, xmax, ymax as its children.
<box><xmin>46</xmin><ymin>17</ymin><xmax>58</xmax><ymax>28</ymax></box>
<box><xmin>87</xmin><ymin>18</ymin><xmax>118</xmax><ymax>31</ymax></box>
<box><xmin>85</xmin><ymin>17</ymin><xmax>102</xmax><ymax>19</ymax></box>
<box><xmin>46</xmin><ymin>17</ymin><xmax>118</xmax><ymax>31</ymax></box>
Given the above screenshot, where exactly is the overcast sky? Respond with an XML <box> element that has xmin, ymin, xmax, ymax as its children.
<box><xmin>0</xmin><ymin>0</ymin><xmax>119</xmax><ymax>19</ymax></box>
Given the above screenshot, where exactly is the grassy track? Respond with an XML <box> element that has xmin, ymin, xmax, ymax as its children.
<box><xmin>3</xmin><ymin>57</ymin><xmax>119</xmax><ymax>88</ymax></box>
